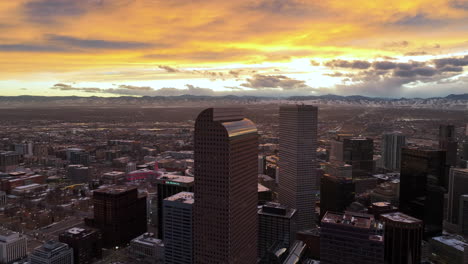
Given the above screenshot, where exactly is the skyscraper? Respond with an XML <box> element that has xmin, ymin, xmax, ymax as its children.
<box><xmin>279</xmin><ymin>105</ymin><xmax>319</xmax><ymax>230</ymax></box>
<box><xmin>59</xmin><ymin>227</ymin><xmax>102</xmax><ymax>264</ymax></box>
<box><xmin>320</xmin><ymin>211</ymin><xmax>384</xmax><ymax>264</ymax></box>
<box><xmin>399</xmin><ymin>147</ymin><xmax>447</xmax><ymax>238</ymax></box>
<box><xmin>330</xmin><ymin>136</ymin><xmax>375</xmax><ymax>177</ymax></box>
<box><xmin>163</xmin><ymin>192</ymin><xmax>193</xmax><ymax>264</ymax></box>
<box><xmin>380</xmin><ymin>212</ymin><xmax>423</xmax><ymax>264</ymax></box>
<box><xmin>382</xmin><ymin>133</ymin><xmax>406</xmax><ymax>171</ymax></box>
<box><xmin>447</xmin><ymin>168</ymin><xmax>468</xmax><ymax>224</ymax></box>
<box><xmin>194</xmin><ymin>108</ymin><xmax>258</xmax><ymax>264</ymax></box>
<box><xmin>85</xmin><ymin>185</ymin><xmax>147</xmax><ymax>248</ymax></box>
<box><xmin>320</xmin><ymin>172</ymin><xmax>355</xmax><ymax>219</ymax></box>
<box><xmin>29</xmin><ymin>241</ymin><xmax>74</xmax><ymax>264</ymax></box>
<box><xmin>439</xmin><ymin>124</ymin><xmax>458</xmax><ymax>167</ymax></box>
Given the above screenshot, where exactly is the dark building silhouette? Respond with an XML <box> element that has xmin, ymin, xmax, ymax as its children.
<box><xmin>320</xmin><ymin>173</ymin><xmax>355</xmax><ymax>220</ymax></box>
<box><xmin>399</xmin><ymin>147</ymin><xmax>447</xmax><ymax>238</ymax></box>
<box><xmin>86</xmin><ymin>185</ymin><xmax>147</xmax><ymax>248</ymax></box>
<box><xmin>258</xmin><ymin>202</ymin><xmax>297</xmax><ymax>260</ymax></box>
<box><xmin>279</xmin><ymin>105</ymin><xmax>319</xmax><ymax>230</ymax></box>
<box><xmin>193</xmin><ymin>108</ymin><xmax>258</xmax><ymax>264</ymax></box>
<box><xmin>155</xmin><ymin>175</ymin><xmax>193</xmax><ymax>239</ymax></box>
<box><xmin>447</xmin><ymin>168</ymin><xmax>468</xmax><ymax>225</ymax></box>
<box><xmin>59</xmin><ymin>227</ymin><xmax>102</xmax><ymax>264</ymax></box>
<box><xmin>380</xmin><ymin>212</ymin><xmax>423</xmax><ymax>264</ymax></box>
<box><xmin>320</xmin><ymin>211</ymin><xmax>384</xmax><ymax>264</ymax></box>
<box><xmin>439</xmin><ymin>124</ymin><xmax>458</xmax><ymax>167</ymax></box>
<box><xmin>330</xmin><ymin>136</ymin><xmax>375</xmax><ymax>177</ymax></box>
<box><xmin>382</xmin><ymin>133</ymin><xmax>406</xmax><ymax>171</ymax></box>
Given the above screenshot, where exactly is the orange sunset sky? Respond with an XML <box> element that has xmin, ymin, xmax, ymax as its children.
<box><xmin>0</xmin><ymin>0</ymin><xmax>467</xmax><ymax>97</ymax></box>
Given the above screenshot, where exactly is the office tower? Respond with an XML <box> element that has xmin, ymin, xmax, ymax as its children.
<box><xmin>258</xmin><ymin>155</ymin><xmax>266</xmax><ymax>174</ymax></box>
<box><xmin>439</xmin><ymin>124</ymin><xmax>458</xmax><ymax>167</ymax></box>
<box><xmin>320</xmin><ymin>211</ymin><xmax>384</xmax><ymax>264</ymax></box>
<box><xmin>59</xmin><ymin>227</ymin><xmax>102</xmax><ymax>264</ymax></box>
<box><xmin>155</xmin><ymin>175</ymin><xmax>194</xmax><ymax>239</ymax></box>
<box><xmin>29</xmin><ymin>241</ymin><xmax>74</xmax><ymax>264</ymax></box>
<box><xmin>380</xmin><ymin>212</ymin><xmax>423</xmax><ymax>264</ymax></box>
<box><xmin>163</xmin><ymin>192</ymin><xmax>193</xmax><ymax>264</ymax></box>
<box><xmin>330</xmin><ymin>136</ymin><xmax>375</xmax><ymax>177</ymax></box>
<box><xmin>70</xmin><ymin>151</ymin><xmax>90</xmax><ymax>166</ymax></box>
<box><xmin>194</xmin><ymin>108</ymin><xmax>258</xmax><ymax>264</ymax></box>
<box><xmin>399</xmin><ymin>147</ymin><xmax>447</xmax><ymax>238</ymax></box>
<box><xmin>459</xmin><ymin>195</ymin><xmax>468</xmax><ymax>236</ymax></box>
<box><xmin>320</xmin><ymin>172</ymin><xmax>355</xmax><ymax>219</ymax></box>
<box><xmin>0</xmin><ymin>228</ymin><xmax>27</xmax><ymax>264</ymax></box>
<box><xmin>85</xmin><ymin>185</ymin><xmax>147</xmax><ymax>248</ymax></box>
<box><xmin>382</xmin><ymin>133</ymin><xmax>406</xmax><ymax>171</ymax></box>
<box><xmin>130</xmin><ymin>233</ymin><xmax>164</xmax><ymax>264</ymax></box>
<box><xmin>429</xmin><ymin>235</ymin><xmax>468</xmax><ymax>264</ymax></box>
<box><xmin>257</xmin><ymin>202</ymin><xmax>297</xmax><ymax>260</ymax></box>
<box><xmin>0</xmin><ymin>191</ymin><xmax>5</xmax><ymax>207</ymax></box>
<box><xmin>67</xmin><ymin>165</ymin><xmax>90</xmax><ymax>184</ymax></box>
<box><xmin>14</xmin><ymin>142</ymin><xmax>33</xmax><ymax>156</ymax></box>
<box><xmin>279</xmin><ymin>105</ymin><xmax>319</xmax><ymax>231</ymax></box>
<box><xmin>0</xmin><ymin>151</ymin><xmax>20</xmax><ymax>173</ymax></box>
<box><xmin>447</xmin><ymin>168</ymin><xmax>468</xmax><ymax>225</ymax></box>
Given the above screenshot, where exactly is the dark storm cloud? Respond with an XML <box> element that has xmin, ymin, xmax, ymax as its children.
<box><xmin>47</xmin><ymin>35</ymin><xmax>152</xmax><ymax>50</ymax></box>
<box><xmin>394</xmin><ymin>67</ymin><xmax>438</xmax><ymax>77</ymax></box>
<box><xmin>324</xmin><ymin>59</ymin><xmax>371</xmax><ymax>69</ymax></box>
<box><xmin>24</xmin><ymin>0</ymin><xmax>90</xmax><ymax>23</ymax></box>
<box><xmin>241</xmin><ymin>74</ymin><xmax>311</xmax><ymax>90</ymax></box>
<box><xmin>372</xmin><ymin>61</ymin><xmax>397</xmax><ymax>70</ymax></box>
<box><xmin>439</xmin><ymin>66</ymin><xmax>464</xmax><ymax>72</ymax></box>
<box><xmin>0</xmin><ymin>44</ymin><xmax>68</xmax><ymax>52</ymax></box>
<box><xmin>433</xmin><ymin>56</ymin><xmax>468</xmax><ymax>68</ymax></box>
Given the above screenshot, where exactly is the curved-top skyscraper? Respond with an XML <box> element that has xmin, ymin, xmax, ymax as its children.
<box><xmin>194</xmin><ymin>108</ymin><xmax>258</xmax><ymax>264</ymax></box>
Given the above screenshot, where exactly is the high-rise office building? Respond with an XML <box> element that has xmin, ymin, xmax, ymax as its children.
<box><xmin>155</xmin><ymin>175</ymin><xmax>194</xmax><ymax>239</ymax></box>
<box><xmin>257</xmin><ymin>202</ymin><xmax>297</xmax><ymax>260</ymax></box>
<box><xmin>130</xmin><ymin>233</ymin><xmax>164</xmax><ymax>264</ymax></box>
<box><xmin>320</xmin><ymin>173</ymin><xmax>355</xmax><ymax>219</ymax></box>
<box><xmin>0</xmin><ymin>151</ymin><xmax>20</xmax><ymax>173</ymax></box>
<box><xmin>67</xmin><ymin>165</ymin><xmax>90</xmax><ymax>184</ymax></box>
<box><xmin>447</xmin><ymin>168</ymin><xmax>468</xmax><ymax>225</ymax></box>
<box><xmin>330</xmin><ymin>136</ymin><xmax>375</xmax><ymax>177</ymax></box>
<box><xmin>29</xmin><ymin>241</ymin><xmax>73</xmax><ymax>264</ymax></box>
<box><xmin>439</xmin><ymin>124</ymin><xmax>458</xmax><ymax>167</ymax></box>
<box><xmin>0</xmin><ymin>228</ymin><xmax>27</xmax><ymax>264</ymax></box>
<box><xmin>59</xmin><ymin>227</ymin><xmax>102</xmax><ymax>264</ymax></box>
<box><xmin>399</xmin><ymin>147</ymin><xmax>447</xmax><ymax>238</ymax></box>
<box><xmin>380</xmin><ymin>212</ymin><xmax>423</xmax><ymax>264</ymax></box>
<box><xmin>279</xmin><ymin>105</ymin><xmax>319</xmax><ymax>231</ymax></box>
<box><xmin>163</xmin><ymin>192</ymin><xmax>193</xmax><ymax>264</ymax></box>
<box><xmin>194</xmin><ymin>108</ymin><xmax>258</xmax><ymax>264</ymax></box>
<box><xmin>70</xmin><ymin>151</ymin><xmax>90</xmax><ymax>166</ymax></box>
<box><xmin>320</xmin><ymin>211</ymin><xmax>384</xmax><ymax>264</ymax></box>
<box><xmin>85</xmin><ymin>185</ymin><xmax>147</xmax><ymax>248</ymax></box>
<box><xmin>382</xmin><ymin>133</ymin><xmax>406</xmax><ymax>171</ymax></box>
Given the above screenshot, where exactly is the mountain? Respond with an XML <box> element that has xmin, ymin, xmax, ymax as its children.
<box><xmin>0</xmin><ymin>94</ymin><xmax>467</xmax><ymax>109</ymax></box>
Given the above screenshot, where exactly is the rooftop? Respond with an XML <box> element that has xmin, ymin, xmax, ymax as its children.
<box><xmin>94</xmin><ymin>185</ymin><xmax>136</xmax><ymax>194</ymax></box>
<box><xmin>432</xmin><ymin>236</ymin><xmax>468</xmax><ymax>252</ymax></box>
<box><xmin>164</xmin><ymin>191</ymin><xmax>194</xmax><ymax>204</ymax></box>
<box><xmin>132</xmin><ymin>233</ymin><xmax>164</xmax><ymax>247</ymax></box>
<box><xmin>156</xmin><ymin>174</ymin><xmax>194</xmax><ymax>184</ymax></box>
<box><xmin>322</xmin><ymin>211</ymin><xmax>373</xmax><ymax>229</ymax></box>
<box><xmin>381</xmin><ymin>212</ymin><xmax>422</xmax><ymax>224</ymax></box>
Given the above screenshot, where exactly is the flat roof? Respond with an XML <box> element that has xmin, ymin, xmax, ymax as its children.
<box><xmin>322</xmin><ymin>211</ymin><xmax>373</xmax><ymax>229</ymax></box>
<box><xmin>94</xmin><ymin>185</ymin><xmax>136</xmax><ymax>194</ymax></box>
<box><xmin>432</xmin><ymin>236</ymin><xmax>468</xmax><ymax>252</ymax></box>
<box><xmin>156</xmin><ymin>174</ymin><xmax>194</xmax><ymax>184</ymax></box>
<box><xmin>164</xmin><ymin>192</ymin><xmax>194</xmax><ymax>204</ymax></box>
<box><xmin>380</xmin><ymin>212</ymin><xmax>422</xmax><ymax>224</ymax></box>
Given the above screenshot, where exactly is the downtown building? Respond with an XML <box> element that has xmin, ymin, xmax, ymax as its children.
<box><xmin>59</xmin><ymin>227</ymin><xmax>102</xmax><ymax>264</ymax></box>
<box><xmin>439</xmin><ymin>124</ymin><xmax>458</xmax><ymax>167</ymax></box>
<box><xmin>193</xmin><ymin>108</ymin><xmax>258</xmax><ymax>264</ymax></box>
<box><xmin>330</xmin><ymin>135</ymin><xmax>375</xmax><ymax>177</ymax></box>
<box><xmin>0</xmin><ymin>228</ymin><xmax>27</xmax><ymax>264</ymax></box>
<box><xmin>381</xmin><ymin>133</ymin><xmax>406</xmax><ymax>171</ymax></box>
<box><xmin>320</xmin><ymin>211</ymin><xmax>384</xmax><ymax>264</ymax></box>
<box><xmin>399</xmin><ymin>147</ymin><xmax>447</xmax><ymax>238</ymax></box>
<box><xmin>29</xmin><ymin>241</ymin><xmax>73</xmax><ymax>264</ymax></box>
<box><xmin>85</xmin><ymin>185</ymin><xmax>147</xmax><ymax>248</ymax></box>
<box><xmin>279</xmin><ymin>105</ymin><xmax>319</xmax><ymax>231</ymax></box>
<box><xmin>447</xmin><ymin>168</ymin><xmax>468</xmax><ymax>227</ymax></box>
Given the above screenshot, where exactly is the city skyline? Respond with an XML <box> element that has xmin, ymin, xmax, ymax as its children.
<box><xmin>0</xmin><ymin>0</ymin><xmax>467</xmax><ymax>98</ymax></box>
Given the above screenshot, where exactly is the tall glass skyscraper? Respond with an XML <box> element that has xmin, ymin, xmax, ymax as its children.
<box><xmin>194</xmin><ymin>108</ymin><xmax>258</xmax><ymax>264</ymax></box>
<box><xmin>279</xmin><ymin>105</ymin><xmax>319</xmax><ymax>230</ymax></box>
<box><xmin>382</xmin><ymin>133</ymin><xmax>406</xmax><ymax>171</ymax></box>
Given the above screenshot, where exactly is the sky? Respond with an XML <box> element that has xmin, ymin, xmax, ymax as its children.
<box><xmin>0</xmin><ymin>0</ymin><xmax>467</xmax><ymax>98</ymax></box>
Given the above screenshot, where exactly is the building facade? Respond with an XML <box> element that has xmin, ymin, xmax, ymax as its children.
<box><xmin>194</xmin><ymin>108</ymin><xmax>258</xmax><ymax>264</ymax></box>
<box><xmin>130</xmin><ymin>233</ymin><xmax>164</xmax><ymax>264</ymax></box>
<box><xmin>59</xmin><ymin>227</ymin><xmax>102</xmax><ymax>264</ymax></box>
<box><xmin>382</xmin><ymin>133</ymin><xmax>406</xmax><ymax>171</ymax></box>
<box><xmin>0</xmin><ymin>229</ymin><xmax>27</xmax><ymax>264</ymax></box>
<box><xmin>29</xmin><ymin>241</ymin><xmax>73</xmax><ymax>264</ymax></box>
<box><xmin>380</xmin><ymin>212</ymin><xmax>423</xmax><ymax>264</ymax></box>
<box><xmin>279</xmin><ymin>105</ymin><xmax>319</xmax><ymax>231</ymax></box>
<box><xmin>85</xmin><ymin>186</ymin><xmax>147</xmax><ymax>248</ymax></box>
<box><xmin>163</xmin><ymin>192</ymin><xmax>193</xmax><ymax>264</ymax></box>
<box><xmin>447</xmin><ymin>168</ymin><xmax>468</xmax><ymax>225</ymax></box>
